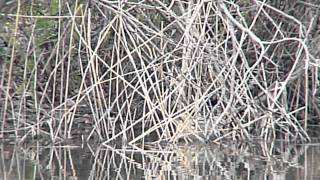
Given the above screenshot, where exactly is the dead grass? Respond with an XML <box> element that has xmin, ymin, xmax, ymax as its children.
<box><xmin>0</xmin><ymin>0</ymin><xmax>319</xmax><ymax>144</ymax></box>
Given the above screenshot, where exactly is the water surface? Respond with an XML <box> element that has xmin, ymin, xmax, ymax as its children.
<box><xmin>0</xmin><ymin>139</ymin><xmax>319</xmax><ymax>180</ymax></box>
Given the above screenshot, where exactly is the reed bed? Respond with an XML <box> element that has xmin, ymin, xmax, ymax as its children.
<box><xmin>0</xmin><ymin>0</ymin><xmax>319</xmax><ymax>144</ymax></box>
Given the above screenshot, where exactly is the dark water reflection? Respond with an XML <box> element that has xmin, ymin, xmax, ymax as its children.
<box><xmin>0</xmin><ymin>139</ymin><xmax>319</xmax><ymax>180</ymax></box>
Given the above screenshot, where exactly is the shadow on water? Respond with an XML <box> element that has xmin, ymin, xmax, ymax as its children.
<box><xmin>0</xmin><ymin>139</ymin><xmax>320</xmax><ymax>180</ymax></box>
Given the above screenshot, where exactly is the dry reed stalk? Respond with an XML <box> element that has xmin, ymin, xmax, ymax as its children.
<box><xmin>1</xmin><ymin>0</ymin><xmax>21</xmax><ymax>137</ymax></box>
<box><xmin>0</xmin><ymin>0</ymin><xmax>319</xmax><ymax>143</ymax></box>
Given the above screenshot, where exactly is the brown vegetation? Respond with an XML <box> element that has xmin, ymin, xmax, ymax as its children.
<box><xmin>0</xmin><ymin>0</ymin><xmax>319</xmax><ymax>144</ymax></box>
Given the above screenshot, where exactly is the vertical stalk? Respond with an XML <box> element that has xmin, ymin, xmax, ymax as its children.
<box><xmin>1</xmin><ymin>0</ymin><xmax>21</xmax><ymax>137</ymax></box>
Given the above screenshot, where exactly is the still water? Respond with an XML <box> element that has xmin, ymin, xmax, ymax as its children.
<box><xmin>0</xmin><ymin>139</ymin><xmax>319</xmax><ymax>180</ymax></box>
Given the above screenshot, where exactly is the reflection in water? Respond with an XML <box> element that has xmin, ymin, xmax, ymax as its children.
<box><xmin>0</xmin><ymin>140</ymin><xmax>319</xmax><ymax>179</ymax></box>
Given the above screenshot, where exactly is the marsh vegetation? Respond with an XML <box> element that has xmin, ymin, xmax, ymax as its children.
<box><xmin>1</xmin><ymin>0</ymin><xmax>320</xmax><ymax>179</ymax></box>
<box><xmin>0</xmin><ymin>0</ymin><xmax>320</xmax><ymax>145</ymax></box>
